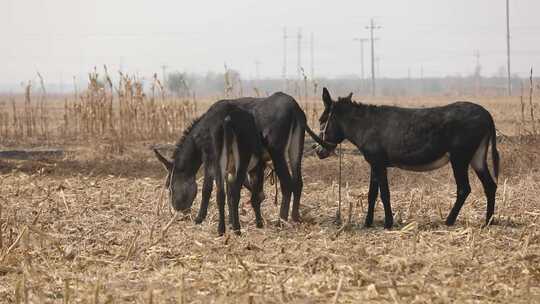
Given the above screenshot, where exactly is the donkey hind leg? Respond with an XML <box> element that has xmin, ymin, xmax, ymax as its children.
<box><xmin>375</xmin><ymin>166</ymin><xmax>393</xmax><ymax>229</ymax></box>
<box><xmin>473</xmin><ymin>164</ymin><xmax>497</xmax><ymax>226</ymax></box>
<box><xmin>248</xmin><ymin>162</ymin><xmax>266</xmax><ymax>228</ymax></box>
<box><xmin>215</xmin><ymin>172</ymin><xmax>227</xmax><ymax>236</ymax></box>
<box><xmin>471</xmin><ymin>138</ymin><xmax>497</xmax><ymax>226</ymax></box>
<box><xmin>227</xmin><ymin>178</ymin><xmax>244</xmax><ymax>235</ymax></box>
<box><xmin>446</xmin><ymin>155</ymin><xmax>472</xmax><ymax>226</ymax></box>
<box><xmin>365</xmin><ymin>166</ymin><xmax>380</xmax><ymax>227</ymax></box>
<box><xmin>225</xmin><ymin>136</ymin><xmax>248</xmax><ymax>235</ymax></box>
<box><xmin>269</xmin><ymin>150</ymin><xmax>293</xmax><ymax>221</ymax></box>
<box><xmin>226</xmin><ymin>181</ymin><xmax>234</xmax><ymax>227</ymax></box>
<box><xmin>288</xmin><ymin>125</ymin><xmax>305</xmax><ymax>222</ymax></box>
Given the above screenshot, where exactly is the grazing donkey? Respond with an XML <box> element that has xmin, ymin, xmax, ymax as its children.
<box><xmin>154</xmin><ymin>101</ymin><xmax>265</xmax><ymax>235</ymax></box>
<box><xmin>194</xmin><ymin>92</ymin><xmax>333</xmax><ymax>224</ymax></box>
<box><xmin>316</xmin><ymin>88</ymin><xmax>499</xmax><ymax>228</ymax></box>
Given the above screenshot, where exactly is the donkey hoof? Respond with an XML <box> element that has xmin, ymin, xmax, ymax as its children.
<box><xmin>233</xmin><ymin>229</ymin><xmax>241</xmax><ymax>236</ymax></box>
<box><xmin>292</xmin><ymin>214</ymin><xmax>302</xmax><ymax>223</ymax></box>
<box><xmin>384</xmin><ymin>222</ymin><xmax>393</xmax><ymax>229</ymax></box>
<box><xmin>275</xmin><ymin>219</ymin><xmax>286</xmax><ymax>228</ymax></box>
<box><xmin>482</xmin><ymin>219</ymin><xmax>496</xmax><ymax>228</ymax></box>
<box><xmin>218</xmin><ymin>225</ymin><xmax>225</xmax><ymax>236</ymax></box>
<box><xmin>256</xmin><ymin>220</ymin><xmax>264</xmax><ymax>228</ymax></box>
<box><xmin>194</xmin><ymin>217</ymin><xmax>204</xmax><ymax>224</ymax></box>
<box><xmin>445</xmin><ymin>218</ymin><xmax>456</xmax><ymax>226</ymax></box>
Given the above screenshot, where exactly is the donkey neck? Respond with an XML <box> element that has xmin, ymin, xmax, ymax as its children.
<box><xmin>173</xmin><ymin>129</ymin><xmax>203</xmax><ymax>175</ymax></box>
<box><xmin>335</xmin><ymin>101</ymin><xmax>375</xmax><ymax>146</ymax></box>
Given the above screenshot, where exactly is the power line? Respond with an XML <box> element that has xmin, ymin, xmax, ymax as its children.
<box><xmin>310</xmin><ymin>32</ymin><xmax>315</xmax><ymax>79</ymax></box>
<box><xmin>282</xmin><ymin>27</ymin><xmax>288</xmax><ymax>90</ymax></box>
<box><xmin>474</xmin><ymin>50</ymin><xmax>481</xmax><ymax>95</ymax></box>
<box><xmin>366</xmin><ymin>18</ymin><xmax>381</xmax><ymax>96</ymax></box>
<box><xmin>353</xmin><ymin>38</ymin><xmax>368</xmax><ymax>91</ymax></box>
<box><xmin>297</xmin><ymin>28</ymin><xmax>302</xmax><ymax>80</ymax></box>
<box><xmin>506</xmin><ymin>0</ymin><xmax>512</xmax><ymax>96</ymax></box>
<box><xmin>161</xmin><ymin>65</ymin><xmax>168</xmax><ymax>88</ymax></box>
<box><xmin>254</xmin><ymin>60</ymin><xmax>261</xmax><ymax>80</ymax></box>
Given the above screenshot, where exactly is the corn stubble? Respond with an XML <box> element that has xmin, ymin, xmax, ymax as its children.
<box><xmin>0</xmin><ymin>72</ymin><xmax>539</xmax><ymax>303</ymax></box>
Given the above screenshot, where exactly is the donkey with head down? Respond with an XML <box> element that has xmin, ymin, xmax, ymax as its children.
<box><xmin>316</xmin><ymin>88</ymin><xmax>499</xmax><ymax>228</ymax></box>
<box><xmin>154</xmin><ymin>101</ymin><xmax>265</xmax><ymax>235</ymax></box>
<box><xmin>194</xmin><ymin>92</ymin><xmax>334</xmax><ymax>224</ymax></box>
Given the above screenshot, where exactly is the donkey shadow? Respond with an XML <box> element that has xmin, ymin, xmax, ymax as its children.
<box><xmin>313</xmin><ymin>210</ymin><xmax>525</xmax><ymax>234</ymax></box>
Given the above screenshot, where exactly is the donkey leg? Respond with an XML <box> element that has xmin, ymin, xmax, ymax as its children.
<box><xmin>228</xmin><ymin>180</ymin><xmax>243</xmax><ymax>235</ymax></box>
<box><xmin>270</xmin><ymin>151</ymin><xmax>293</xmax><ymax>221</ymax></box>
<box><xmin>375</xmin><ymin>166</ymin><xmax>393</xmax><ymax>229</ymax></box>
<box><xmin>226</xmin><ymin>182</ymin><xmax>235</xmax><ymax>227</ymax></box>
<box><xmin>472</xmin><ymin>162</ymin><xmax>497</xmax><ymax>226</ymax></box>
<box><xmin>288</xmin><ymin>128</ymin><xmax>305</xmax><ymax>222</ymax></box>
<box><xmin>215</xmin><ymin>176</ymin><xmax>227</xmax><ymax>236</ymax></box>
<box><xmin>195</xmin><ymin>169</ymin><xmax>214</xmax><ymax>224</ymax></box>
<box><xmin>230</xmin><ymin>160</ymin><xmax>250</xmax><ymax>235</ymax></box>
<box><xmin>446</xmin><ymin>157</ymin><xmax>471</xmax><ymax>226</ymax></box>
<box><xmin>249</xmin><ymin>163</ymin><xmax>266</xmax><ymax>228</ymax></box>
<box><xmin>365</xmin><ymin>166</ymin><xmax>379</xmax><ymax>227</ymax></box>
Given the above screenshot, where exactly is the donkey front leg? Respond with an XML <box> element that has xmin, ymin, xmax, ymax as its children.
<box><xmin>375</xmin><ymin>166</ymin><xmax>393</xmax><ymax>229</ymax></box>
<box><xmin>195</xmin><ymin>168</ymin><xmax>214</xmax><ymax>224</ymax></box>
<box><xmin>365</xmin><ymin>166</ymin><xmax>379</xmax><ymax>227</ymax></box>
<box><xmin>446</xmin><ymin>157</ymin><xmax>471</xmax><ymax>226</ymax></box>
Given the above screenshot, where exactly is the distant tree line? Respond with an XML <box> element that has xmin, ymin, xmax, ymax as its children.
<box><xmin>165</xmin><ymin>70</ymin><xmax>527</xmax><ymax>99</ymax></box>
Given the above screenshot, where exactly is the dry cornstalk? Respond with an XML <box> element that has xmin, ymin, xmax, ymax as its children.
<box><xmin>0</xmin><ymin>226</ymin><xmax>28</xmax><ymax>262</ymax></box>
<box><xmin>332</xmin><ymin>275</ymin><xmax>344</xmax><ymax>304</ymax></box>
<box><xmin>146</xmin><ymin>213</ymin><xmax>178</xmax><ymax>249</ymax></box>
<box><xmin>529</xmin><ymin>68</ymin><xmax>537</xmax><ymax>135</ymax></box>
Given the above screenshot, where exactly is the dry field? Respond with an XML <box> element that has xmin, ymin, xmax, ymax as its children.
<box><xmin>0</xmin><ymin>84</ymin><xmax>539</xmax><ymax>303</ymax></box>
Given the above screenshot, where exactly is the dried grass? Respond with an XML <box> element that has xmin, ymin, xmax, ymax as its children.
<box><xmin>0</xmin><ymin>78</ymin><xmax>539</xmax><ymax>302</ymax></box>
<box><xmin>0</xmin><ymin>136</ymin><xmax>538</xmax><ymax>303</ymax></box>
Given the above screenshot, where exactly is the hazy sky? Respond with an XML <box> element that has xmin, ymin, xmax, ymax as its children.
<box><xmin>2</xmin><ymin>0</ymin><xmax>540</xmax><ymax>86</ymax></box>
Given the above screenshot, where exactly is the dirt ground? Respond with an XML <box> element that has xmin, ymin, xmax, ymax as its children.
<box><xmin>0</xmin><ymin>135</ymin><xmax>539</xmax><ymax>303</ymax></box>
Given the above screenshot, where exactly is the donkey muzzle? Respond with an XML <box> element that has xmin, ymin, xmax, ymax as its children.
<box><xmin>315</xmin><ymin>144</ymin><xmax>333</xmax><ymax>159</ymax></box>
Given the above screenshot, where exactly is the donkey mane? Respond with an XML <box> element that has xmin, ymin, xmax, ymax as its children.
<box><xmin>336</xmin><ymin>97</ymin><xmax>380</xmax><ymax>113</ymax></box>
<box><xmin>172</xmin><ymin>115</ymin><xmax>204</xmax><ymax>159</ymax></box>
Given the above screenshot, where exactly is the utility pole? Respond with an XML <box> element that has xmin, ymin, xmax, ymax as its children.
<box><xmin>59</xmin><ymin>72</ymin><xmax>64</xmax><ymax>94</ymax></box>
<box><xmin>506</xmin><ymin>0</ymin><xmax>512</xmax><ymax>96</ymax></box>
<box><xmin>119</xmin><ymin>56</ymin><xmax>124</xmax><ymax>73</ymax></box>
<box><xmin>297</xmin><ymin>28</ymin><xmax>302</xmax><ymax>80</ymax></box>
<box><xmin>420</xmin><ymin>65</ymin><xmax>424</xmax><ymax>95</ymax></box>
<box><xmin>474</xmin><ymin>50</ymin><xmax>481</xmax><ymax>95</ymax></box>
<box><xmin>366</xmin><ymin>19</ymin><xmax>381</xmax><ymax>96</ymax></box>
<box><xmin>353</xmin><ymin>38</ymin><xmax>368</xmax><ymax>92</ymax></box>
<box><xmin>310</xmin><ymin>32</ymin><xmax>315</xmax><ymax>79</ymax></box>
<box><xmin>282</xmin><ymin>27</ymin><xmax>288</xmax><ymax>91</ymax></box>
<box><xmin>254</xmin><ymin>60</ymin><xmax>261</xmax><ymax>80</ymax></box>
<box><xmin>161</xmin><ymin>65</ymin><xmax>168</xmax><ymax>88</ymax></box>
<box><xmin>407</xmin><ymin>67</ymin><xmax>411</xmax><ymax>96</ymax></box>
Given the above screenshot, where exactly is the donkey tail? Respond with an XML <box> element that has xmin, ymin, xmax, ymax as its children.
<box><xmin>490</xmin><ymin>125</ymin><xmax>500</xmax><ymax>183</ymax></box>
<box><xmin>222</xmin><ymin>116</ymin><xmax>235</xmax><ymax>183</ymax></box>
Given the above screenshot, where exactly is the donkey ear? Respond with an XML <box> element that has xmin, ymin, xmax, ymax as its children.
<box><xmin>153</xmin><ymin>149</ymin><xmax>173</xmax><ymax>171</ymax></box>
<box><xmin>322</xmin><ymin>87</ymin><xmax>332</xmax><ymax>108</ymax></box>
<box><xmin>346</xmin><ymin>92</ymin><xmax>353</xmax><ymax>100</ymax></box>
